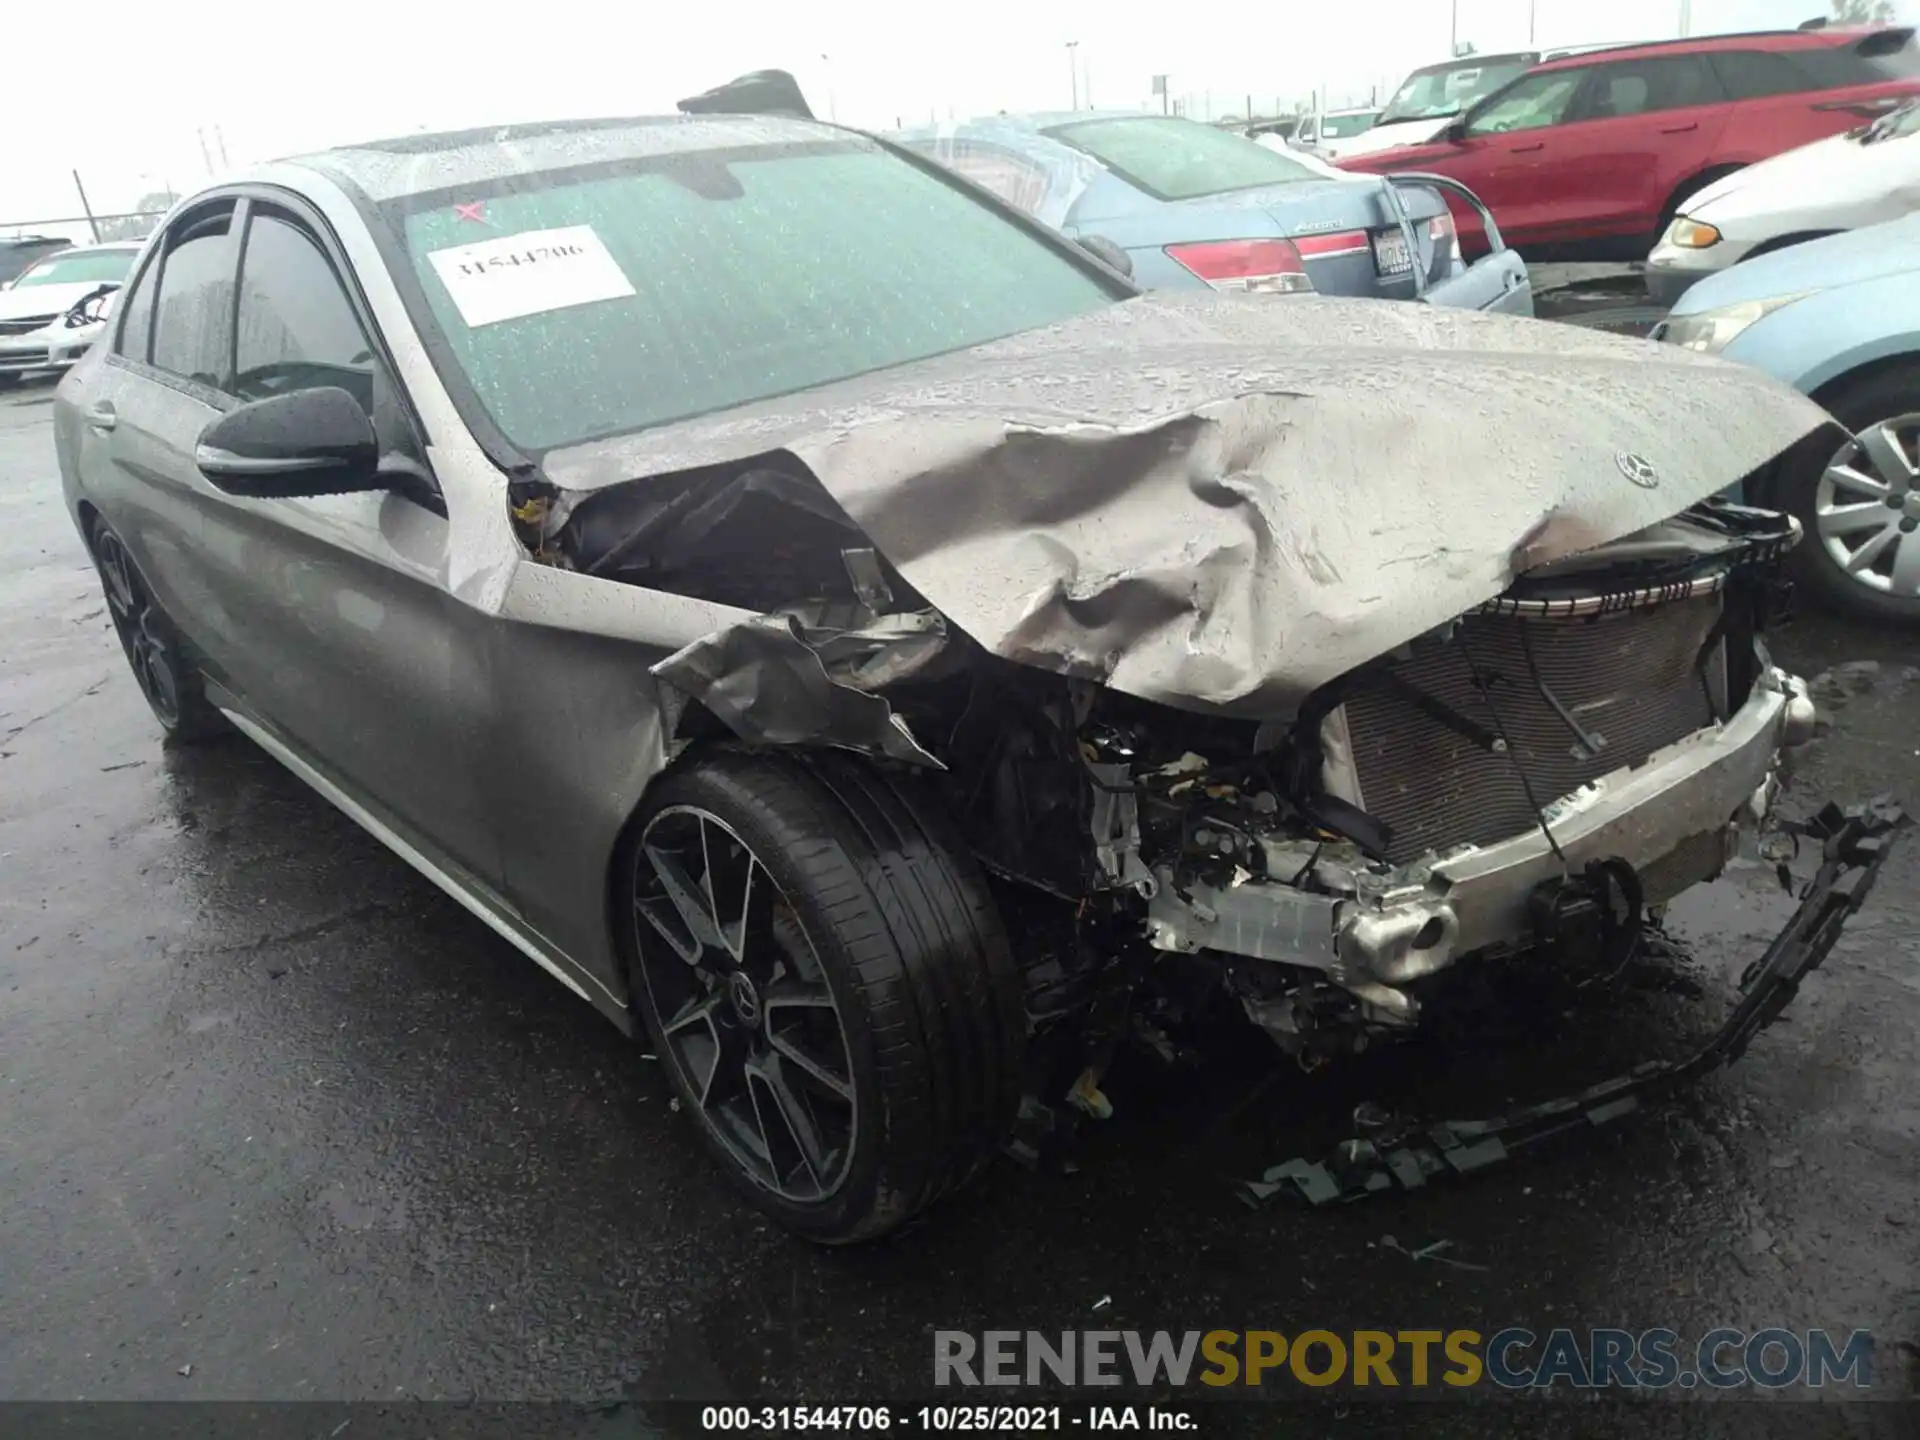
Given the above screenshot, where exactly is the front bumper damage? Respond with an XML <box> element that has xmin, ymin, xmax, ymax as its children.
<box><xmin>1240</xmin><ymin>795</ymin><xmax>1911</xmax><ymax>1207</ymax></box>
<box><xmin>1143</xmin><ymin>664</ymin><xmax>1820</xmax><ymax>1029</ymax></box>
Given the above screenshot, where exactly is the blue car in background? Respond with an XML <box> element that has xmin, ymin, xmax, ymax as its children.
<box><xmin>892</xmin><ymin>112</ymin><xmax>1532</xmax><ymax>314</ymax></box>
<box><xmin>1655</xmin><ymin>212</ymin><xmax>1920</xmax><ymax>624</ymax></box>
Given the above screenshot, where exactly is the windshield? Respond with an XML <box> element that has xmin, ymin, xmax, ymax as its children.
<box><xmin>392</xmin><ymin>144</ymin><xmax>1117</xmax><ymax>452</ymax></box>
<box><xmin>1046</xmin><ymin>116</ymin><xmax>1319</xmax><ymax>199</ymax></box>
<box><xmin>1319</xmin><ymin>112</ymin><xmax>1379</xmax><ymax>139</ymax></box>
<box><xmin>11</xmin><ymin>248</ymin><xmax>135</xmax><ymax>288</ymax></box>
<box><xmin>1378</xmin><ymin>57</ymin><xmax>1535</xmax><ymax>124</ymax></box>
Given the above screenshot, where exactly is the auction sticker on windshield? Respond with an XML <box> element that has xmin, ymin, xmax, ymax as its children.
<box><xmin>426</xmin><ymin>224</ymin><xmax>635</xmax><ymax>327</ymax></box>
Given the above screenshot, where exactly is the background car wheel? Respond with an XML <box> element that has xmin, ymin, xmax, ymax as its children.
<box><xmin>621</xmin><ymin>748</ymin><xmax>1026</xmax><ymax>1244</ymax></box>
<box><xmin>1784</xmin><ymin>365</ymin><xmax>1920</xmax><ymax>625</ymax></box>
<box><xmin>1654</xmin><ymin>166</ymin><xmax>1741</xmax><ymax>245</ymax></box>
<box><xmin>88</xmin><ymin>517</ymin><xmax>229</xmax><ymax>742</ymax></box>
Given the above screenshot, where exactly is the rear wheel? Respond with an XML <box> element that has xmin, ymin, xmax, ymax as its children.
<box><xmin>1783</xmin><ymin>364</ymin><xmax>1920</xmax><ymax>624</ymax></box>
<box><xmin>89</xmin><ymin>517</ymin><xmax>229</xmax><ymax>742</ymax></box>
<box><xmin>621</xmin><ymin>749</ymin><xmax>1026</xmax><ymax>1243</ymax></box>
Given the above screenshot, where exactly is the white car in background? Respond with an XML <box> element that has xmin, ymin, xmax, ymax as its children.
<box><xmin>0</xmin><ymin>241</ymin><xmax>140</xmax><ymax>386</ymax></box>
<box><xmin>1251</xmin><ymin>107</ymin><xmax>1381</xmax><ymax>161</ymax></box>
<box><xmin>1647</xmin><ymin>99</ymin><xmax>1920</xmax><ymax>306</ymax></box>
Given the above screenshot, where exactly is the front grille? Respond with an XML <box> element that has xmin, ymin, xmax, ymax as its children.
<box><xmin>0</xmin><ymin>347</ymin><xmax>49</xmax><ymax>367</ymax></box>
<box><xmin>0</xmin><ymin>315</ymin><xmax>56</xmax><ymax>337</ymax></box>
<box><xmin>1339</xmin><ymin>597</ymin><xmax>1725</xmax><ymax>864</ymax></box>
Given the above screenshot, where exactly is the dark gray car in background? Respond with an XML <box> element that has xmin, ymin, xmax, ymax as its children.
<box><xmin>53</xmin><ymin>111</ymin><xmax>1897</xmax><ymax>1243</ymax></box>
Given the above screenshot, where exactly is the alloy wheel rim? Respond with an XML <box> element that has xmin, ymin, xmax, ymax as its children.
<box><xmin>95</xmin><ymin>532</ymin><xmax>181</xmax><ymax>726</ymax></box>
<box><xmin>631</xmin><ymin>805</ymin><xmax>857</xmax><ymax>1202</ymax></box>
<box><xmin>1813</xmin><ymin>413</ymin><xmax>1920</xmax><ymax>599</ymax></box>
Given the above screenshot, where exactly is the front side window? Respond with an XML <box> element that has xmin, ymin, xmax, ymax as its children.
<box><xmin>1379</xmin><ymin>58</ymin><xmax>1535</xmax><ymax>123</ymax></box>
<box><xmin>149</xmin><ymin>209</ymin><xmax>236</xmax><ymax>388</ymax></box>
<box><xmin>235</xmin><ymin>212</ymin><xmax>377</xmax><ymax>414</ymax></box>
<box><xmin>1466</xmin><ymin>69</ymin><xmax>1589</xmax><ymax>135</ymax></box>
<box><xmin>11</xmin><ymin>249</ymin><xmax>137</xmax><ymax>288</ymax></box>
<box><xmin>1045</xmin><ymin>117</ymin><xmax>1318</xmax><ymax>199</ymax></box>
<box><xmin>392</xmin><ymin>143</ymin><xmax>1116</xmax><ymax>451</ymax></box>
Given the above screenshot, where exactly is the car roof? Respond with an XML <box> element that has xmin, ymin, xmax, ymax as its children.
<box><xmin>1531</xmin><ymin>24</ymin><xmax>1911</xmax><ymax>70</ymax></box>
<box><xmin>284</xmin><ymin>112</ymin><xmax>862</xmax><ymax>203</ymax></box>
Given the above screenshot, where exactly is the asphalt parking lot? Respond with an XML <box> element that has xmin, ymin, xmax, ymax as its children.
<box><xmin>3</xmin><ymin>354</ymin><xmax>1919</xmax><ymax>1433</ymax></box>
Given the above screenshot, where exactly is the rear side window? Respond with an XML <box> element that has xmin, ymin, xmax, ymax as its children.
<box><xmin>912</xmin><ymin>141</ymin><xmax>1053</xmax><ymax>216</ymax></box>
<box><xmin>149</xmin><ymin>208</ymin><xmax>237</xmax><ymax>388</ymax></box>
<box><xmin>1578</xmin><ymin>56</ymin><xmax>1725</xmax><ymax>120</ymax></box>
<box><xmin>114</xmin><ymin>256</ymin><xmax>159</xmax><ymax>364</ymax></box>
<box><xmin>1045</xmin><ymin>117</ymin><xmax>1319</xmax><ymax>199</ymax></box>
<box><xmin>1793</xmin><ymin>30</ymin><xmax>1920</xmax><ymax>88</ymax></box>
<box><xmin>235</xmin><ymin>212</ymin><xmax>377</xmax><ymax>415</ymax></box>
<box><xmin>1709</xmin><ymin>50</ymin><xmax>1812</xmax><ymax>101</ymax></box>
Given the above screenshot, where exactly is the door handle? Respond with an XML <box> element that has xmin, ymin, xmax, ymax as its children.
<box><xmin>1507</xmin><ymin>141</ymin><xmax>1545</xmax><ymax>153</ymax></box>
<box><xmin>85</xmin><ymin>401</ymin><xmax>117</xmax><ymax>433</ymax></box>
<box><xmin>1660</xmin><ymin>121</ymin><xmax>1699</xmax><ymax>134</ymax></box>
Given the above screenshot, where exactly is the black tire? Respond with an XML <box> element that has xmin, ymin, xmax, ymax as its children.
<box><xmin>1781</xmin><ymin>364</ymin><xmax>1920</xmax><ymax>625</ymax></box>
<box><xmin>620</xmin><ymin>748</ymin><xmax>1027</xmax><ymax>1244</ymax></box>
<box><xmin>88</xmin><ymin>515</ymin><xmax>230</xmax><ymax>742</ymax></box>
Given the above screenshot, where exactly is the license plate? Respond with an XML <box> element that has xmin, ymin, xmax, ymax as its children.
<box><xmin>1372</xmin><ymin>229</ymin><xmax>1413</xmax><ymax>276</ymax></box>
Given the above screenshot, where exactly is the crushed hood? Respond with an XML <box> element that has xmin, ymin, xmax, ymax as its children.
<box><xmin>546</xmin><ymin>292</ymin><xmax>1835</xmax><ymax>717</ymax></box>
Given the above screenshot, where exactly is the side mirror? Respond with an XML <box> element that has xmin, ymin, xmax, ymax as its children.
<box><xmin>1076</xmin><ymin>234</ymin><xmax>1134</xmax><ymax>278</ymax></box>
<box><xmin>70</xmin><ymin>283</ymin><xmax>118</xmax><ymax>326</ymax></box>
<box><xmin>1443</xmin><ymin>117</ymin><xmax>1470</xmax><ymax>143</ymax></box>
<box><xmin>195</xmin><ymin>387</ymin><xmax>380</xmax><ymax>499</ymax></box>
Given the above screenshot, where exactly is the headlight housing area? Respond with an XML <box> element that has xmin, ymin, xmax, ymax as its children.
<box><xmin>1655</xmin><ymin>292</ymin><xmax>1811</xmax><ymax>355</ymax></box>
<box><xmin>1666</xmin><ymin>216</ymin><xmax>1722</xmax><ymax>249</ymax></box>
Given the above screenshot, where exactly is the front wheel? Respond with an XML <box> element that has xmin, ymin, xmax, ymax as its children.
<box><xmin>1784</xmin><ymin>365</ymin><xmax>1920</xmax><ymax>624</ymax></box>
<box><xmin>621</xmin><ymin>749</ymin><xmax>1027</xmax><ymax>1244</ymax></box>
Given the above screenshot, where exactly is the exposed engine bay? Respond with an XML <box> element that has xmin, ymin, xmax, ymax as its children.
<box><xmin>527</xmin><ymin>449</ymin><xmax>1821</xmax><ymax>1085</ymax></box>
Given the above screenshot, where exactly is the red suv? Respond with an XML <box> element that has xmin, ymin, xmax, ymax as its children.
<box><xmin>1337</xmin><ymin>26</ymin><xmax>1920</xmax><ymax>259</ymax></box>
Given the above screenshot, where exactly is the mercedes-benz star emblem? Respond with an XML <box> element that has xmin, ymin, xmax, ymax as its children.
<box><xmin>1615</xmin><ymin>450</ymin><xmax>1660</xmax><ymax>489</ymax></box>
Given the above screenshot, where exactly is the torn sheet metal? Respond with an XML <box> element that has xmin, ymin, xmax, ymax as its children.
<box><xmin>544</xmin><ymin>292</ymin><xmax>1841</xmax><ymax>717</ymax></box>
<box><xmin>652</xmin><ymin>608</ymin><xmax>947</xmax><ymax>766</ymax></box>
<box><xmin>1237</xmin><ymin>796</ymin><xmax>1911</xmax><ymax>1208</ymax></box>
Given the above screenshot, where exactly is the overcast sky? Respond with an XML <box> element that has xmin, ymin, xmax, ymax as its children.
<box><xmin>6</xmin><ymin>0</ymin><xmax>1909</xmax><ymax>224</ymax></box>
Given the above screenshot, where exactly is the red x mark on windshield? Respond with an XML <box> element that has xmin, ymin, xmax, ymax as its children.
<box><xmin>454</xmin><ymin>202</ymin><xmax>486</xmax><ymax>223</ymax></box>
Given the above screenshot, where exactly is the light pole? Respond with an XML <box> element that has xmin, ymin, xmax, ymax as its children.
<box><xmin>820</xmin><ymin>53</ymin><xmax>838</xmax><ymax>122</ymax></box>
<box><xmin>1450</xmin><ymin>0</ymin><xmax>1458</xmax><ymax>56</ymax></box>
<box><xmin>1066</xmin><ymin>41</ymin><xmax>1079</xmax><ymax>110</ymax></box>
<box><xmin>1528</xmin><ymin>0</ymin><xmax>1536</xmax><ymax>46</ymax></box>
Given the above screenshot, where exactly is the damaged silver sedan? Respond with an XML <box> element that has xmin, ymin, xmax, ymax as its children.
<box><xmin>54</xmin><ymin>113</ymin><xmax>1901</xmax><ymax>1242</ymax></box>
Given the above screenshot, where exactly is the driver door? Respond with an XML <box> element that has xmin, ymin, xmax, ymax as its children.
<box><xmin>184</xmin><ymin>199</ymin><xmax>503</xmax><ymax>889</ymax></box>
